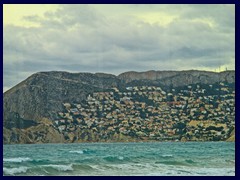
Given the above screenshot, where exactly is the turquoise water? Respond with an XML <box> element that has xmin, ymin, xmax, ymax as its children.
<box><xmin>3</xmin><ymin>142</ymin><xmax>235</xmax><ymax>176</ymax></box>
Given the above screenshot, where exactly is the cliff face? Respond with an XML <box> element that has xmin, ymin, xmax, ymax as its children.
<box><xmin>3</xmin><ymin>70</ymin><xmax>235</xmax><ymax>144</ymax></box>
<box><xmin>4</xmin><ymin>71</ymin><xmax>122</xmax><ymax>125</ymax></box>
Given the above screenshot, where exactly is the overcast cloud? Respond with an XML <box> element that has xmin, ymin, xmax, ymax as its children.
<box><xmin>3</xmin><ymin>4</ymin><xmax>235</xmax><ymax>91</ymax></box>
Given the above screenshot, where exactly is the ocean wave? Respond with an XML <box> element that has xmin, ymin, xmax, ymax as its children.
<box><xmin>193</xmin><ymin>167</ymin><xmax>235</xmax><ymax>176</ymax></box>
<box><xmin>154</xmin><ymin>158</ymin><xmax>197</xmax><ymax>166</ymax></box>
<box><xmin>41</xmin><ymin>164</ymin><xmax>73</xmax><ymax>172</ymax></box>
<box><xmin>225</xmin><ymin>159</ymin><xmax>235</xmax><ymax>164</ymax></box>
<box><xmin>72</xmin><ymin>164</ymin><xmax>235</xmax><ymax>176</ymax></box>
<box><xmin>31</xmin><ymin>159</ymin><xmax>50</xmax><ymax>164</ymax></box>
<box><xmin>74</xmin><ymin>164</ymin><xmax>96</xmax><ymax>171</ymax></box>
<box><xmin>161</xmin><ymin>154</ymin><xmax>173</xmax><ymax>158</ymax></box>
<box><xmin>185</xmin><ymin>159</ymin><xmax>196</xmax><ymax>164</ymax></box>
<box><xmin>155</xmin><ymin>160</ymin><xmax>189</xmax><ymax>166</ymax></box>
<box><xmin>74</xmin><ymin>157</ymin><xmax>98</xmax><ymax>164</ymax></box>
<box><xmin>172</xmin><ymin>167</ymin><xmax>235</xmax><ymax>176</ymax></box>
<box><xmin>118</xmin><ymin>156</ymin><xmax>124</xmax><ymax>160</ymax></box>
<box><xmin>3</xmin><ymin>157</ymin><xmax>32</xmax><ymax>163</ymax></box>
<box><xmin>82</xmin><ymin>149</ymin><xmax>97</xmax><ymax>154</ymax></box>
<box><xmin>103</xmin><ymin>156</ymin><xmax>125</xmax><ymax>162</ymax></box>
<box><xmin>69</xmin><ymin>150</ymin><xmax>84</xmax><ymax>154</ymax></box>
<box><xmin>3</xmin><ymin>167</ymin><xmax>29</xmax><ymax>175</ymax></box>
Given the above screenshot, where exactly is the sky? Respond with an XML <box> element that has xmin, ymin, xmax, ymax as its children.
<box><xmin>3</xmin><ymin>4</ymin><xmax>235</xmax><ymax>92</ymax></box>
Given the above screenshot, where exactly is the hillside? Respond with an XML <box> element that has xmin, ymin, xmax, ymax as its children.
<box><xmin>4</xmin><ymin>71</ymin><xmax>122</xmax><ymax>125</ymax></box>
<box><xmin>3</xmin><ymin>70</ymin><xmax>235</xmax><ymax>144</ymax></box>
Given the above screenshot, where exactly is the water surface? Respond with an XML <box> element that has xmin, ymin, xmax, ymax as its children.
<box><xmin>3</xmin><ymin>142</ymin><xmax>235</xmax><ymax>176</ymax></box>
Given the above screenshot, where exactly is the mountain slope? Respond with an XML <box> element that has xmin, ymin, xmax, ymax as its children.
<box><xmin>3</xmin><ymin>70</ymin><xmax>235</xmax><ymax>144</ymax></box>
<box><xmin>4</xmin><ymin>71</ymin><xmax>122</xmax><ymax>126</ymax></box>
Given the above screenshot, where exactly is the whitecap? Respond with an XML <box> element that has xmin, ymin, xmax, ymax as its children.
<box><xmin>118</xmin><ymin>156</ymin><xmax>124</xmax><ymax>160</ymax></box>
<box><xmin>41</xmin><ymin>164</ymin><xmax>73</xmax><ymax>171</ymax></box>
<box><xmin>3</xmin><ymin>167</ymin><xmax>29</xmax><ymax>175</ymax></box>
<box><xmin>3</xmin><ymin>157</ymin><xmax>32</xmax><ymax>163</ymax></box>
<box><xmin>69</xmin><ymin>150</ymin><xmax>84</xmax><ymax>154</ymax></box>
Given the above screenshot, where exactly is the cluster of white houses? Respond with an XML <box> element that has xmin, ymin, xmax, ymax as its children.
<box><xmin>52</xmin><ymin>82</ymin><xmax>235</xmax><ymax>142</ymax></box>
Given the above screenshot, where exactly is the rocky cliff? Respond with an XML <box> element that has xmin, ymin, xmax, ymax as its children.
<box><xmin>4</xmin><ymin>71</ymin><xmax>122</xmax><ymax>125</ymax></box>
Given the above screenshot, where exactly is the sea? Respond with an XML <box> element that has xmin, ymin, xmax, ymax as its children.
<box><xmin>3</xmin><ymin>142</ymin><xmax>235</xmax><ymax>176</ymax></box>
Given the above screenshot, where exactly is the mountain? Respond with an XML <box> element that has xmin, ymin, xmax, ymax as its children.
<box><xmin>4</xmin><ymin>71</ymin><xmax>122</xmax><ymax>124</ymax></box>
<box><xmin>118</xmin><ymin>70</ymin><xmax>235</xmax><ymax>87</ymax></box>
<box><xmin>3</xmin><ymin>70</ymin><xmax>235</xmax><ymax>144</ymax></box>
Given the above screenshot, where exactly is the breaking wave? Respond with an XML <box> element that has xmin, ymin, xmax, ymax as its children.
<box><xmin>41</xmin><ymin>164</ymin><xmax>73</xmax><ymax>172</ymax></box>
<box><xmin>3</xmin><ymin>157</ymin><xmax>32</xmax><ymax>163</ymax></box>
<box><xmin>3</xmin><ymin>167</ymin><xmax>29</xmax><ymax>175</ymax></box>
<box><xmin>69</xmin><ymin>150</ymin><xmax>84</xmax><ymax>154</ymax></box>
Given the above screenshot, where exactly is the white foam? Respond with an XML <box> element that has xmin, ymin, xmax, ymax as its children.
<box><xmin>147</xmin><ymin>165</ymin><xmax>235</xmax><ymax>176</ymax></box>
<box><xmin>191</xmin><ymin>167</ymin><xmax>235</xmax><ymax>176</ymax></box>
<box><xmin>118</xmin><ymin>156</ymin><xmax>124</xmax><ymax>160</ymax></box>
<box><xmin>3</xmin><ymin>167</ymin><xmax>29</xmax><ymax>175</ymax></box>
<box><xmin>42</xmin><ymin>164</ymin><xmax>73</xmax><ymax>171</ymax></box>
<box><xmin>3</xmin><ymin>157</ymin><xmax>32</xmax><ymax>163</ymax></box>
<box><xmin>69</xmin><ymin>150</ymin><xmax>84</xmax><ymax>154</ymax></box>
<box><xmin>83</xmin><ymin>163</ymin><xmax>235</xmax><ymax>176</ymax></box>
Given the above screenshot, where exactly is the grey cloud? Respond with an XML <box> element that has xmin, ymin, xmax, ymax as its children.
<box><xmin>3</xmin><ymin>5</ymin><xmax>235</xmax><ymax>91</ymax></box>
<box><xmin>181</xmin><ymin>5</ymin><xmax>235</xmax><ymax>32</ymax></box>
<box><xmin>3</xmin><ymin>64</ymin><xmax>33</xmax><ymax>88</ymax></box>
<box><xmin>24</xmin><ymin>5</ymin><xmax>106</xmax><ymax>29</ymax></box>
